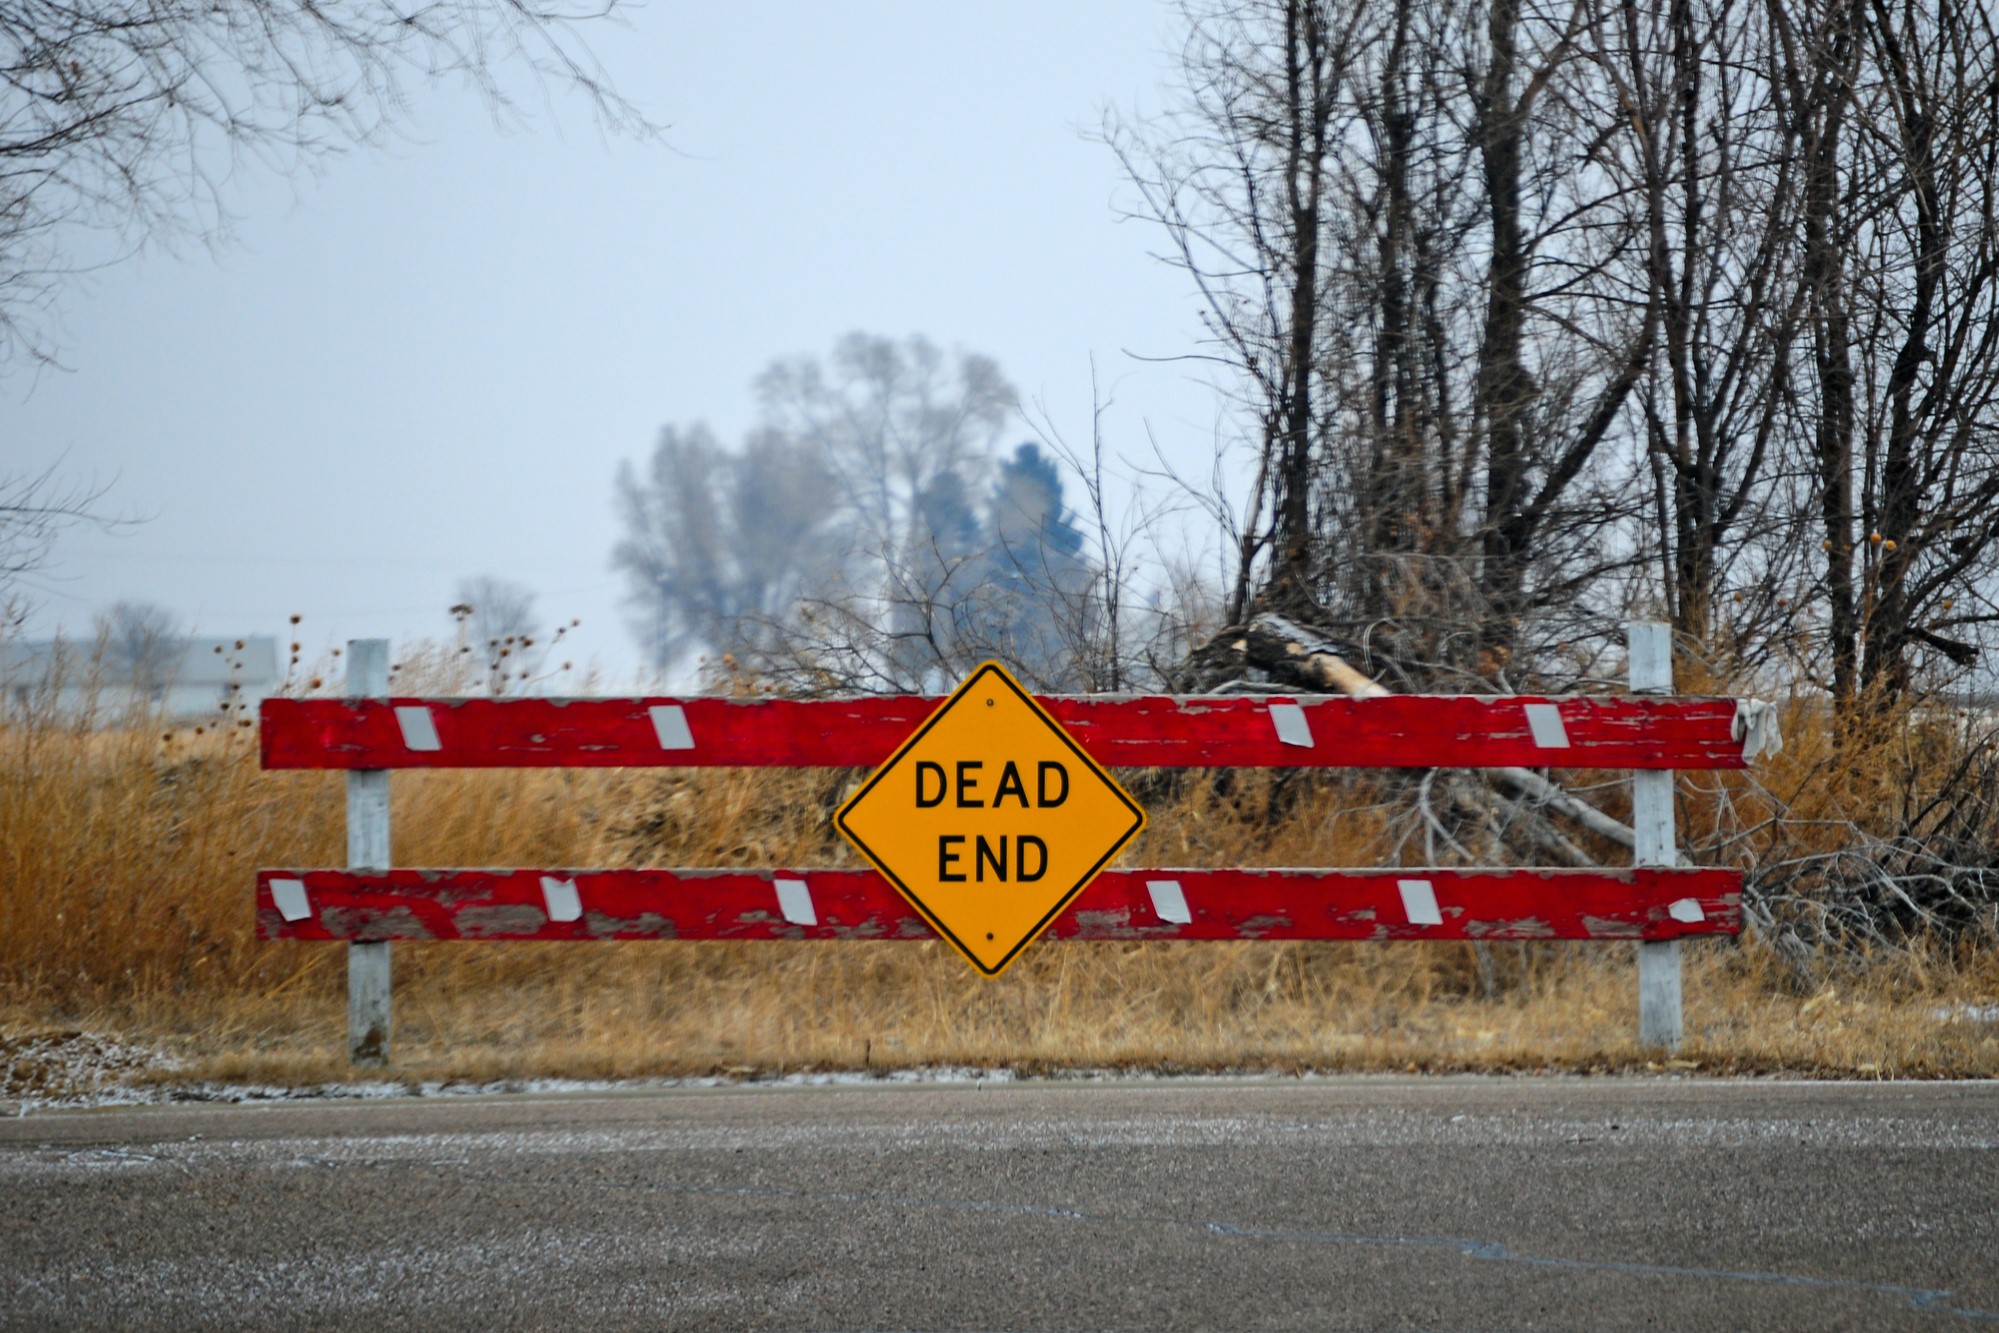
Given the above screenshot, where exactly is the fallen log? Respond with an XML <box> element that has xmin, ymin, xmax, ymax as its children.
<box><xmin>1240</xmin><ymin>613</ymin><xmax>1638</xmax><ymax>856</ymax></box>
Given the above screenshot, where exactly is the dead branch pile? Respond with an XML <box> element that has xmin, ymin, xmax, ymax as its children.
<box><xmin>1173</xmin><ymin>613</ymin><xmax>1999</xmax><ymax>973</ymax></box>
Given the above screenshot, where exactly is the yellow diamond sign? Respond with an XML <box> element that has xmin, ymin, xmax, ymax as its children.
<box><xmin>836</xmin><ymin>661</ymin><xmax>1146</xmax><ymax>976</ymax></box>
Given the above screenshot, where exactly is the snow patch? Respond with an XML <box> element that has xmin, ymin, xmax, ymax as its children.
<box><xmin>1</xmin><ymin>1031</ymin><xmax>185</xmax><ymax>1116</ymax></box>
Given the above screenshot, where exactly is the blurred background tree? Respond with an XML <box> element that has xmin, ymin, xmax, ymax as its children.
<box><xmin>92</xmin><ymin>599</ymin><xmax>182</xmax><ymax>695</ymax></box>
<box><xmin>612</xmin><ymin>335</ymin><xmax>1113</xmax><ymax>691</ymax></box>
<box><xmin>452</xmin><ymin>575</ymin><xmax>542</xmax><ymax>693</ymax></box>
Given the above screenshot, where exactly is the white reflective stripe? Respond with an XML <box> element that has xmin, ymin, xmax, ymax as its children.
<box><xmin>1397</xmin><ymin>878</ymin><xmax>1443</xmax><ymax>926</ymax></box>
<box><xmin>1668</xmin><ymin>897</ymin><xmax>1705</xmax><ymax>924</ymax></box>
<box><xmin>650</xmin><ymin>704</ymin><xmax>695</xmax><ymax>750</ymax></box>
<box><xmin>1524</xmin><ymin>703</ymin><xmax>1570</xmax><ymax>749</ymax></box>
<box><xmin>1269</xmin><ymin>700</ymin><xmax>1314</xmax><ymax>747</ymax></box>
<box><xmin>541</xmin><ymin>876</ymin><xmax>582</xmax><ymax>923</ymax></box>
<box><xmin>394</xmin><ymin>705</ymin><xmax>442</xmax><ymax>752</ymax></box>
<box><xmin>776</xmin><ymin>878</ymin><xmax>817</xmax><ymax>926</ymax></box>
<box><xmin>271</xmin><ymin>878</ymin><xmax>311</xmax><ymax>922</ymax></box>
<box><xmin>1147</xmin><ymin>879</ymin><xmax>1192</xmax><ymax>925</ymax></box>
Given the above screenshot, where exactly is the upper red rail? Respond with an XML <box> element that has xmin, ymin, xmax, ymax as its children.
<box><xmin>261</xmin><ymin>694</ymin><xmax>1747</xmax><ymax>771</ymax></box>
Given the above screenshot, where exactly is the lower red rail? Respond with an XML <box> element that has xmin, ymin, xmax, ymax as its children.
<box><xmin>256</xmin><ymin>866</ymin><xmax>1740</xmax><ymax>943</ymax></box>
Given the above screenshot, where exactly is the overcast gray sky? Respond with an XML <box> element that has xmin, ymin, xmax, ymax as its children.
<box><xmin>6</xmin><ymin>3</ymin><xmax>1236</xmax><ymax>682</ymax></box>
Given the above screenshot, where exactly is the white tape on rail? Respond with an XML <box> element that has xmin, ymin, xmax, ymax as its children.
<box><xmin>394</xmin><ymin>706</ymin><xmax>441</xmax><ymax>752</ymax></box>
<box><xmin>649</xmin><ymin>704</ymin><xmax>695</xmax><ymax>750</ymax></box>
<box><xmin>1269</xmin><ymin>700</ymin><xmax>1315</xmax><ymax>747</ymax></box>
<box><xmin>1397</xmin><ymin>878</ymin><xmax>1444</xmax><ymax>926</ymax></box>
<box><xmin>775</xmin><ymin>878</ymin><xmax>817</xmax><ymax>926</ymax></box>
<box><xmin>1523</xmin><ymin>703</ymin><xmax>1570</xmax><ymax>749</ymax></box>
<box><xmin>271</xmin><ymin>878</ymin><xmax>312</xmax><ymax>923</ymax></box>
<box><xmin>1147</xmin><ymin>879</ymin><xmax>1192</xmax><ymax>925</ymax></box>
<box><xmin>541</xmin><ymin>876</ymin><xmax>583</xmax><ymax>923</ymax></box>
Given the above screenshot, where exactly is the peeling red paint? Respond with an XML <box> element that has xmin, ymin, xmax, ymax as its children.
<box><xmin>1463</xmin><ymin>917</ymin><xmax>1559</xmax><ymax>940</ymax></box>
<box><xmin>1580</xmin><ymin>914</ymin><xmax>1647</xmax><ymax>939</ymax></box>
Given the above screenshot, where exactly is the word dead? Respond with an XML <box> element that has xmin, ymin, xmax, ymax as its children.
<box><xmin>913</xmin><ymin>760</ymin><xmax>1070</xmax><ymax>809</ymax></box>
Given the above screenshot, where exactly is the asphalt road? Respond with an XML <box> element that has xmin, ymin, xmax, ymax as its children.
<box><xmin>2</xmin><ymin>1077</ymin><xmax>1995</xmax><ymax>1331</ymax></box>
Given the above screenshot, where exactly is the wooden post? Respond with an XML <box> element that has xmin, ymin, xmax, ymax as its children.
<box><xmin>346</xmin><ymin>638</ymin><xmax>392</xmax><ymax>1065</ymax></box>
<box><xmin>1627</xmin><ymin>620</ymin><xmax>1683</xmax><ymax>1050</ymax></box>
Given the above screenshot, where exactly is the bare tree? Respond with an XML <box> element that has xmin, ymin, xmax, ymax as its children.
<box><xmin>612</xmin><ymin>422</ymin><xmax>842</xmax><ymax>678</ymax></box>
<box><xmin>1110</xmin><ymin>0</ymin><xmax>1658</xmax><ymax>682</ymax></box>
<box><xmin>608</xmin><ymin>335</ymin><xmax>1137</xmax><ymax>694</ymax></box>
<box><xmin>754</xmin><ymin>335</ymin><xmax>1014</xmax><ymax>572</ymax></box>
<box><xmin>1104</xmin><ymin>0</ymin><xmax>1361</xmax><ymax>622</ymax></box>
<box><xmin>1582</xmin><ymin>0</ymin><xmax>1808</xmax><ymax>663</ymax></box>
<box><xmin>1770</xmin><ymin>0</ymin><xmax>1999</xmax><ymax>704</ymax></box>
<box><xmin>1</xmin><ymin>0</ymin><xmax>656</xmax><ymax>364</ymax></box>
<box><xmin>452</xmin><ymin>574</ymin><xmax>540</xmax><ymax>691</ymax></box>
<box><xmin>750</xmin><ymin>333</ymin><xmax>1019</xmax><ymax>690</ymax></box>
<box><xmin>0</xmin><ymin>462</ymin><xmax>116</xmax><ymax>630</ymax></box>
<box><xmin>1842</xmin><ymin>0</ymin><xmax>1999</xmax><ymax>699</ymax></box>
<box><xmin>92</xmin><ymin>598</ymin><xmax>180</xmax><ymax>692</ymax></box>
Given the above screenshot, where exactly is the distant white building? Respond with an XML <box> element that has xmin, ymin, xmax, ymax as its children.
<box><xmin>0</xmin><ymin>636</ymin><xmax>281</xmax><ymax>721</ymax></box>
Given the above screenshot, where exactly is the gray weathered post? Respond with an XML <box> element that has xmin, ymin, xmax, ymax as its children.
<box><xmin>1627</xmin><ymin>620</ymin><xmax>1682</xmax><ymax>1050</ymax></box>
<box><xmin>346</xmin><ymin>638</ymin><xmax>392</xmax><ymax>1065</ymax></box>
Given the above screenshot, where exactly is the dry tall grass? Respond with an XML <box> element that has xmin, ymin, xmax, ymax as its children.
<box><xmin>3</xmin><ymin>687</ymin><xmax>1997</xmax><ymax>1087</ymax></box>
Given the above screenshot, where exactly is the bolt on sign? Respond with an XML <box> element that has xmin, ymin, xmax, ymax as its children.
<box><xmin>836</xmin><ymin>661</ymin><xmax>1146</xmax><ymax>976</ymax></box>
